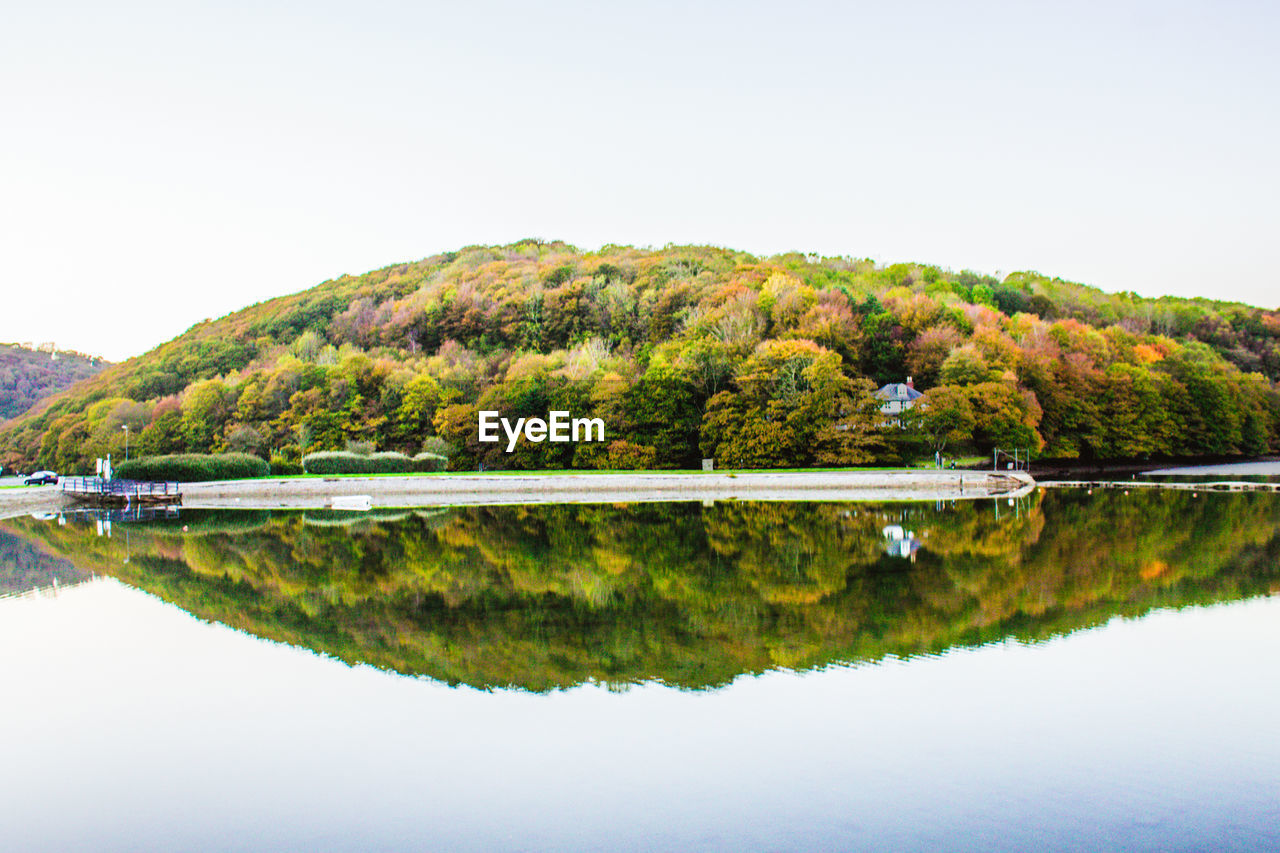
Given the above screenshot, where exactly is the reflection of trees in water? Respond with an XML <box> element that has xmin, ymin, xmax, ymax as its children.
<box><xmin>4</xmin><ymin>491</ymin><xmax>1279</xmax><ymax>691</ymax></box>
<box><xmin>0</xmin><ymin>529</ymin><xmax>89</xmax><ymax>597</ymax></box>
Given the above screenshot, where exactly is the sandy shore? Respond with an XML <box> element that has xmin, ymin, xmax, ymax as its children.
<box><xmin>0</xmin><ymin>470</ymin><xmax>1035</xmax><ymax>516</ymax></box>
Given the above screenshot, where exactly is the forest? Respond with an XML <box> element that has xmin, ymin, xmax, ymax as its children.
<box><xmin>1</xmin><ymin>241</ymin><xmax>1277</xmax><ymax>473</ymax></box>
<box><xmin>6</xmin><ymin>490</ymin><xmax>1279</xmax><ymax>691</ymax></box>
<box><xmin>0</xmin><ymin>344</ymin><xmax>106</xmax><ymax>422</ymax></box>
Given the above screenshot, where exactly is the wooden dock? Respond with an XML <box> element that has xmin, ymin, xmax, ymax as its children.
<box><xmin>61</xmin><ymin>476</ymin><xmax>182</xmax><ymax>506</ymax></box>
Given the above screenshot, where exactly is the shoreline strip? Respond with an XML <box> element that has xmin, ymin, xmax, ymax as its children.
<box><xmin>1</xmin><ymin>470</ymin><xmax>1035</xmax><ymax>516</ymax></box>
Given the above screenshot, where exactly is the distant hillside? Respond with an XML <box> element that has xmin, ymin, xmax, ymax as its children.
<box><xmin>0</xmin><ymin>343</ymin><xmax>108</xmax><ymax>421</ymax></box>
<box><xmin>0</xmin><ymin>241</ymin><xmax>1277</xmax><ymax>473</ymax></box>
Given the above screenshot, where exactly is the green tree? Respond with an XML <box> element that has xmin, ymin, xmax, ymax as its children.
<box><xmin>621</xmin><ymin>368</ymin><xmax>702</xmax><ymax>467</ymax></box>
<box><xmin>940</xmin><ymin>345</ymin><xmax>999</xmax><ymax>386</ymax></box>
<box><xmin>966</xmin><ymin>382</ymin><xmax>1043</xmax><ymax>452</ymax></box>
<box><xmin>702</xmin><ymin>340</ymin><xmax>883</xmax><ymax>467</ymax></box>
<box><xmin>392</xmin><ymin>374</ymin><xmax>445</xmax><ymax>446</ymax></box>
<box><xmin>180</xmin><ymin>379</ymin><xmax>233</xmax><ymax>453</ymax></box>
<box><xmin>915</xmin><ymin>385</ymin><xmax>976</xmax><ymax>454</ymax></box>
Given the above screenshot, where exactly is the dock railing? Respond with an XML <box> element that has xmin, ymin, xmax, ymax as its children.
<box><xmin>993</xmin><ymin>448</ymin><xmax>1032</xmax><ymax>472</ymax></box>
<box><xmin>62</xmin><ymin>477</ymin><xmax>182</xmax><ymax>502</ymax></box>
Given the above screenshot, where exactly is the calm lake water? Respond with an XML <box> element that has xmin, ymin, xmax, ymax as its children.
<box><xmin>2</xmin><ymin>491</ymin><xmax>1279</xmax><ymax>851</ymax></box>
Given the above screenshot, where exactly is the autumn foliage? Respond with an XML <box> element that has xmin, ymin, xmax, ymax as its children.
<box><xmin>1</xmin><ymin>241</ymin><xmax>1277</xmax><ymax>473</ymax></box>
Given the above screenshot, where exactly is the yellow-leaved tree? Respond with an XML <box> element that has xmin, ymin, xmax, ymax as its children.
<box><xmin>701</xmin><ymin>339</ymin><xmax>885</xmax><ymax>468</ymax></box>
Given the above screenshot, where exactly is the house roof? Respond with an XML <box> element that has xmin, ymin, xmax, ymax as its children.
<box><xmin>875</xmin><ymin>383</ymin><xmax>924</xmax><ymax>402</ymax></box>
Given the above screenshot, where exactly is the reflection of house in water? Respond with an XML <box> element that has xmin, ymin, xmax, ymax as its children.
<box><xmin>882</xmin><ymin>524</ymin><xmax>923</xmax><ymax>561</ymax></box>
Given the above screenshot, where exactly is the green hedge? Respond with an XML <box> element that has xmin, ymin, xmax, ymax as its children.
<box><xmin>114</xmin><ymin>453</ymin><xmax>270</xmax><ymax>482</ymax></box>
<box><xmin>302</xmin><ymin>451</ymin><xmax>447</xmax><ymax>475</ymax></box>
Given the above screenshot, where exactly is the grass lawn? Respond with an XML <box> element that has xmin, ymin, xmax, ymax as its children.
<box><xmin>238</xmin><ymin>466</ymin><xmax>958</xmax><ymax>482</ymax></box>
<box><xmin>911</xmin><ymin>455</ymin><xmax>987</xmax><ymax>468</ymax></box>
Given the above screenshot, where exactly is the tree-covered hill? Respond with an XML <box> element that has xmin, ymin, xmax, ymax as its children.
<box><xmin>1</xmin><ymin>241</ymin><xmax>1277</xmax><ymax>472</ymax></box>
<box><xmin>0</xmin><ymin>343</ymin><xmax>107</xmax><ymax>422</ymax></box>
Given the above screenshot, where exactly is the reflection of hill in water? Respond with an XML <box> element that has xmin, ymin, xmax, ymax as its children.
<box><xmin>4</xmin><ymin>492</ymin><xmax>1280</xmax><ymax>691</ymax></box>
<box><xmin>0</xmin><ymin>528</ymin><xmax>91</xmax><ymax>598</ymax></box>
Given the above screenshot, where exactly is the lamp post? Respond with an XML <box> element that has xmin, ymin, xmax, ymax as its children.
<box><xmin>122</xmin><ymin>425</ymin><xmax>129</xmax><ymax>462</ymax></box>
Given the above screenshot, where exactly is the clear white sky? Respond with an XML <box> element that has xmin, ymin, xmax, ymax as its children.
<box><xmin>2</xmin><ymin>0</ymin><xmax>1277</xmax><ymax>362</ymax></box>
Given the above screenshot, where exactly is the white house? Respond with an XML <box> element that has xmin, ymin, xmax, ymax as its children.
<box><xmin>875</xmin><ymin>378</ymin><xmax>924</xmax><ymax>418</ymax></box>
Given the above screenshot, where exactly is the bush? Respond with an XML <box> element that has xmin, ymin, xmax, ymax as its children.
<box><xmin>421</xmin><ymin>436</ymin><xmax>454</xmax><ymax>458</ymax></box>
<box><xmin>412</xmin><ymin>452</ymin><xmax>448</xmax><ymax>472</ymax></box>
<box><xmin>269</xmin><ymin>455</ymin><xmax>303</xmax><ymax>476</ymax></box>
<box><xmin>114</xmin><ymin>453</ymin><xmax>270</xmax><ymax>482</ymax></box>
<box><xmin>604</xmin><ymin>440</ymin><xmax>658</xmax><ymax>470</ymax></box>
<box><xmin>302</xmin><ymin>451</ymin><xmax>447</xmax><ymax>475</ymax></box>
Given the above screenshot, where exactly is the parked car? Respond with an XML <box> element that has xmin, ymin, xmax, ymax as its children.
<box><xmin>24</xmin><ymin>471</ymin><xmax>58</xmax><ymax>486</ymax></box>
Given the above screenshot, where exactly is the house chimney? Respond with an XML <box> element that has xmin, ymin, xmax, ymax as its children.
<box><xmin>906</xmin><ymin>376</ymin><xmax>914</xmax><ymax>389</ymax></box>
